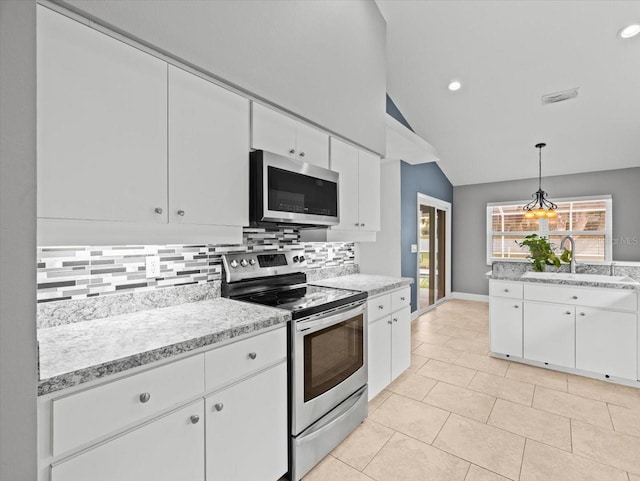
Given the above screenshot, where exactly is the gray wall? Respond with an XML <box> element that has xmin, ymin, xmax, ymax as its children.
<box><xmin>57</xmin><ymin>0</ymin><xmax>387</xmax><ymax>155</ymax></box>
<box><xmin>453</xmin><ymin>167</ymin><xmax>640</xmax><ymax>296</ymax></box>
<box><xmin>401</xmin><ymin>161</ymin><xmax>453</xmax><ymax>311</ymax></box>
<box><xmin>0</xmin><ymin>1</ymin><xmax>38</xmax><ymax>479</ymax></box>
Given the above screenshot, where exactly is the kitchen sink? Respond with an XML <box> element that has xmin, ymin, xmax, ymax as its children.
<box><xmin>521</xmin><ymin>271</ymin><xmax>638</xmax><ymax>285</ymax></box>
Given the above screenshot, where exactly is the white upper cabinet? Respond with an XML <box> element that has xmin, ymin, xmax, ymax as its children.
<box><xmin>329</xmin><ymin>137</ymin><xmax>381</xmax><ymax>233</ymax></box>
<box><xmin>38</xmin><ymin>7</ymin><xmax>168</xmax><ymax>223</ymax></box>
<box><xmin>251</xmin><ymin>103</ymin><xmax>329</xmax><ymax>168</ymax></box>
<box><xmin>168</xmin><ymin>66</ymin><xmax>249</xmax><ymax>227</ymax></box>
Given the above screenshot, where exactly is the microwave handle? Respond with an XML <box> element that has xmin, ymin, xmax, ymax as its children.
<box><xmin>296</xmin><ymin>303</ymin><xmax>365</xmax><ymax>334</ymax></box>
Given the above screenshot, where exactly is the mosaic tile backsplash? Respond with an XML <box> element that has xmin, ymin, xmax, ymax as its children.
<box><xmin>37</xmin><ymin>228</ymin><xmax>356</xmax><ymax>305</ymax></box>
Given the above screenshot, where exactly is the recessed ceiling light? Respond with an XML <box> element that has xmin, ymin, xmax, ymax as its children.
<box><xmin>619</xmin><ymin>24</ymin><xmax>640</xmax><ymax>39</ymax></box>
<box><xmin>448</xmin><ymin>80</ymin><xmax>461</xmax><ymax>91</ymax></box>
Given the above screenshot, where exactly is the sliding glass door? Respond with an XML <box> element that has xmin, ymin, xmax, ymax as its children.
<box><xmin>418</xmin><ymin>194</ymin><xmax>451</xmax><ymax>312</ymax></box>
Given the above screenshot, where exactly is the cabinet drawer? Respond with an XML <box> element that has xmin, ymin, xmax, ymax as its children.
<box><xmin>367</xmin><ymin>294</ymin><xmax>391</xmax><ymax>322</ymax></box>
<box><xmin>52</xmin><ymin>354</ymin><xmax>204</xmax><ymax>457</ymax></box>
<box><xmin>391</xmin><ymin>287</ymin><xmax>411</xmax><ymax>311</ymax></box>
<box><xmin>205</xmin><ymin>327</ymin><xmax>286</xmax><ymax>392</ymax></box>
<box><xmin>524</xmin><ymin>284</ymin><xmax>637</xmax><ymax>311</ymax></box>
<box><xmin>490</xmin><ymin>281</ymin><xmax>523</xmax><ymax>299</ymax></box>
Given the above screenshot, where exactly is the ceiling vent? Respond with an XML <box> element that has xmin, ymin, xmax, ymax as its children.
<box><xmin>541</xmin><ymin>88</ymin><xmax>579</xmax><ymax>105</ymax></box>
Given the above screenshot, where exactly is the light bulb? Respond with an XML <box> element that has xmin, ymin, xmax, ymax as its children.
<box><xmin>524</xmin><ymin>209</ymin><xmax>535</xmax><ymax>219</ymax></box>
<box><xmin>545</xmin><ymin>209</ymin><xmax>557</xmax><ymax>218</ymax></box>
<box><xmin>620</xmin><ymin>24</ymin><xmax>640</xmax><ymax>39</ymax></box>
<box><xmin>448</xmin><ymin>81</ymin><xmax>461</xmax><ymax>91</ymax></box>
<box><xmin>535</xmin><ymin>207</ymin><xmax>546</xmax><ymax>218</ymax></box>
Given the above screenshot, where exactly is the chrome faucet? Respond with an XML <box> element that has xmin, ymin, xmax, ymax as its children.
<box><xmin>559</xmin><ymin>235</ymin><xmax>576</xmax><ymax>273</ymax></box>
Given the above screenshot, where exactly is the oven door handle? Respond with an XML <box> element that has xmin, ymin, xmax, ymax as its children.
<box><xmin>296</xmin><ymin>303</ymin><xmax>365</xmax><ymax>334</ymax></box>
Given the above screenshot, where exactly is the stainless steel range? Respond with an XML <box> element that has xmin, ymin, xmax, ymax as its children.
<box><xmin>221</xmin><ymin>250</ymin><xmax>368</xmax><ymax>481</ymax></box>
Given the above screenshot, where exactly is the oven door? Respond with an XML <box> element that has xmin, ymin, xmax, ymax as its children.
<box><xmin>291</xmin><ymin>301</ymin><xmax>367</xmax><ymax>435</ymax></box>
<box><xmin>250</xmin><ymin>150</ymin><xmax>339</xmax><ymax>227</ymax></box>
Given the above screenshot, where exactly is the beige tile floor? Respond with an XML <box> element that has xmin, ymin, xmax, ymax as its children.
<box><xmin>302</xmin><ymin>299</ymin><xmax>640</xmax><ymax>481</ymax></box>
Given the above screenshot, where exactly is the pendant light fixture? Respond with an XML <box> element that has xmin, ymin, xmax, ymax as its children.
<box><xmin>523</xmin><ymin>143</ymin><xmax>557</xmax><ymax>219</ymax></box>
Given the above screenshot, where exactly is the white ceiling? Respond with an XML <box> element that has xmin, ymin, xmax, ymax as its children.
<box><xmin>377</xmin><ymin>0</ymin><xmax>640</xmax><ymax>186</ymax></box>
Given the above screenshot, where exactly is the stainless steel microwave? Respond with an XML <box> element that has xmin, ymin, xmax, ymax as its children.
<box><xmin>250</xmin><ymin>150</ymin><xmax>339</xmax><ymax>228</ymax></box>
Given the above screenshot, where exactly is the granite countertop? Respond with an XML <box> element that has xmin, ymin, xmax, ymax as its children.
<box><xmin>37</xmin><ymin>298</ymin><xmax>291</xmax><ymax>396</ymax></box>
<box><xmin>310</xmin><ymin>274</ymin><xmax>413</xmax><ymax>297</ymax></box>
<box><xmin>486</xmin><ymin>270</ymin><xmax>640</xmax><ymax>290</ymax></box>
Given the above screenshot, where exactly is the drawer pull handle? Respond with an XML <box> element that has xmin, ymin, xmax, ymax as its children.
<box><xmin>565</xmin><ymin>311</ymin><xmax>572</xmax><ymax>315</ymax></box>
<box><xmin>177</xmin><ymin>210</ymin><xmax>185</xmax><ymax>216</ymax></box>
<box><xmin>387</xmin><ymin>320</ymin><xmax>393</xmax><ymax>324</ymax></box>
<box><xmin>248</xmin><ymin>352</ymin><xmax>257</xmax><ymax>360</ymax></box>
<box><xmin>378</xmin><ymin>305</ymin><xmax>384</xmax><ymax>310</ymax></box>
<box><xmin>579</xmin><ymin>312</ymin><xmax>586</xmax><ymax>316</ymax></box>
<box><xmin>400</xmin><ymin>297</ymin><xmax>405</xmax><ymax>301</ymax></box>
<box><xmin>154</xmin><ymin>207</ymin><xmax>163</xmax><ymax>215</ymax></box>
<box><xmin>393</xmin><ymin>318</ymin><xmax>398</xmax><ymax>323</ymax></box>
<box><xmin>504</xmin><ymin>289</ymin><xmax>509</xmax><ymax>292</ymax></box>
<box><xmin>289</xmin><ymin>148</ymin><xmax>296</xmax><ymax>155</ymax></box>
<box><xmin>190</xmin><ymin>415</ymin><xmax>200</xmax><ymax>424</ymax></box>
<box><xmin>514</xmin><ymin>305</ymin><xmax>519</xmax><ymax>309</ymax></box>
<box><xmin>572</xmin><ymin>296</ymin><xmax>578</xmax><ymax>300</ymax></box>
<box><xmin>139</xmin><ymin>392</ymin><xmax>151</xmax><ymax>403</ymax></box>
<box><xmin>214</xmin><ymin>403</ymin><xmax>224</xmax><ymax>412</ymax></box>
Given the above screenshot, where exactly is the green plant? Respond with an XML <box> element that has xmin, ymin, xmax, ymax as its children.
<box><xmin>516</xmin><ymin>234</ymin><xmax>572</xmax><ymax>272</ymax></box>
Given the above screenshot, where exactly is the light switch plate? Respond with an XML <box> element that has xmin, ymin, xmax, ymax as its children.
<box><xmin>411</xmin><ymin>244</ymin><xmax>418</xmax><ymax>253</ymax></box>
<box><xmin>145</xmin><ymin>255</ymin><xmax>160</xmax><ymax>278</ymax></box>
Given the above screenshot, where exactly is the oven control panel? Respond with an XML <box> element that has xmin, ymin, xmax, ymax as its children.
<box><xmin>222</xmin><ymin>249</ymin><xmax>307</xmax><ymax>283</ymax></box>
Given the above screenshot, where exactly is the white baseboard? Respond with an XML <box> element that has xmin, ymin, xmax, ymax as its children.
<box><xmin>451</xmin><ymin>292</ymin><xmax>489</xmax><ymax>302</ymax></box>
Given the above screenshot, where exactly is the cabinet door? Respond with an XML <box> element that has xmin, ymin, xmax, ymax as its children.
<box><xmin>51</xmin><ymin>401</ymin><xmax>204</xmax><ymax>481</ymax></box>
<box><xmin>330</xmin><ymin>138</ymin><xmax>360</xmax><ymax>231</ymax></box>
<box><xmin>490</xmin><ymin>298</ymin><xmax>523</xmax><ymax>357</ymax></box>
<box><xmin>391</xmin><ymin>306</ymin><xmax>412</xmax><ymax>380</ymax></box>
<box><xmin>251</xmin><ymin>103</ymin><xmax>296</xmax><ymax>158</ymax></box>
<box><xmin>368</xmin><ymin>316</ymin><xmax>392</xmax><ymax>401</ymax></box>
<box><xmin>206</xmin><ymin>362</ymin><xmax>287</xmax><ymax>481</ymax></box>
<box><xmin>38</xmin><ymin>7</ymin><xmax>168</xmax><ymax>223</ymax></box>
<box><xmin>168</xmin><ymin>66</ymin><xmax>249</xmax><ymax>226</ymax></box>
<box><xmin>576</xmin><ymin>308</ymin><xmax>637</xmax><ymax>380</ymax></box>
<box><xmin>524</xmin><ymin>302</ymin><xmax>575</xmax><ymax>368</ymax></box>
<box><xmin>357</xmin><ymin>150</ymin><xmax>381</xmax><ymax>232</ymax></box>
<box><xmin>295</xmin><ymin>123</ymin><xmax>329</xmax><ymax>168</ymax></box>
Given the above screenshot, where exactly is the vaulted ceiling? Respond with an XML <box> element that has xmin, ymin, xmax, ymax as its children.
<box><xmin>377</xmin><ymin>0</ymin><xmax>640</xmax><ymax>186</ymax></box>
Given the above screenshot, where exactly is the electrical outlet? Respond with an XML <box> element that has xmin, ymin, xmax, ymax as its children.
<box><xmin>145</xmin><ymin>255</ymin><xmax>160</xmax><ymax>278</ymax></box>
<box><xmin>411</xmin><ymin>244</ymin><xmax>418</xmax><ymax>253</ymax></box>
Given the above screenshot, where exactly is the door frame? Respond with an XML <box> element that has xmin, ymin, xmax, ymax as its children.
<box><xmin>416</xmin><ymin>193</ymin><xmax>452</xmax><ymax>315</ymax></box>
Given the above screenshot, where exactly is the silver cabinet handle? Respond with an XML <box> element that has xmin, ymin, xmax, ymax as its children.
<box><xmin>177</xmin><ymin>210</ymin><xmax>185</xmax><ymax>216</ymax></box>
<box><xmin>565</xmin><ymin>311</ymin><xmax>572</xmax><ymax>315</ymax></box>
<box><xmin>289</xmin><ymin>148</ymin><xmax>295</xmax><ymax>155</ymax></box>
<box><xmin>387</xmin><ymin>320</ymin><xmax>392</xmax><ymax>324</ymax></box>
<box><xmin>400</xmin><ymin>297</ymin><xmax>405</xmax><ymax>301</ymax></box>
<box><xmin>514</xmin><ymin>305</ymin><xmax>519</xmax><ymax>309</ymax></box>
<box><xmin>299</xmin><ymin>152</ymin><xmax>305</xmax><ymax>157</ymax></box>
<box><xmin>154</xmin><ymin>207</ymin><xmax>163</xmax><ymax>215</ymax></box>
<box><xmin>393</xmin><ymin>318</ymin><xmax>398</xmax><ymax>323</ymax></box>
<box><xmin>139</xmin><ymin>392</ymin><xmax>151</xmax><ymax>403</ymax></box>
<box><xmin>355</xmin><ymin>223</ymin><xmax>360</xmax><ymax>227</ymax></box>
<box><xmin>248</xmin><ymin>352</ymin><xmax>257</xmax><ymax>360</ymax></box>
<box><xmin>572</xmin><ymin>296</ymin><xmax>578</xmax><ymax>300</ymax></box>
<box><xmin>361</xmin><ymin>223</ymin><xmax>365</xmax><ymax>227</ymax></box>
<box><xmin>214</xmin><ymin>403</ymin><xmax>224</xmax><ymax>412</ymax></box>
<box><xmin>504</xmin><ymin>289</ymin><xmax>509</xmax><ymax>292</ymax></box>
<box><xmin>579</xmin><ymin>312</ymin><xmax>586</xmax><ymax>316</ymax></box>
<box><xmin>378</xmin><ymin>305</ymin><xmax>384</xmax><ymax>309</ymax></box>
<box><xmin>190</xmin><ymin>415</ymin><xmax>200</xmax><ymax>424</ymax></box>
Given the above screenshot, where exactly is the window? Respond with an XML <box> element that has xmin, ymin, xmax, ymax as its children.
<box><xmin>487</xmin><ymin>196</ymin><xmax>612</xmax><ymax>264</ymax></box>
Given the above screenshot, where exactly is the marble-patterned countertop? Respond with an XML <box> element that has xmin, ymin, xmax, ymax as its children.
<box><xmin>37</xmin><ymin>298</ymin><xmax>290</xmax><ymax>396</ymax></box>
<box><xmin>485</xmin><ymin>270</ymin><xmax>640</xmax><ymax>290</ymax></box>
<box><xmin>310</xmin><ymin>274</ymin><xmax>413</xmax><ymax>297</ymax></box>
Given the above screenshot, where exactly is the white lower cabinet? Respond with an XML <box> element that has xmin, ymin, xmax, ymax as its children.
<box><xmin>489</xmin><ymin>298</ymin><xmax>523</xmax><ymax>357</ymax></box>
<box><xmin>206</xmin><ymin>362</ymin><xmax>287</xmax><ymax>481</ymax></box>
<box><xmin>524</xmin><ymin>302</ymin><xmax>575</xmax><ymax>368</ymax></box>
<box><xmin>490</xmin><ymin>279</ymin><xmax>639</xmax><ymax>383</ymax></box>
<box><xmin>576</xmin><ymin>308</ymin><xmax>637</xmax><ymax>380</ymax></box>
<box><xmin>367</xmin><ymin>287</ymin><xmax>411</xmax><ymax>400</ymax></box>
<box><xmin>40</xmin><ymin>327</ymin><xmax>288</xmax><ymax>481</ymax></box>
<box><xmin>51</xmin><ymin>401</ymin><xmax>205</xmax><ymax>481</ymax></box>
